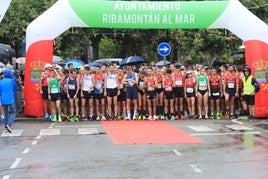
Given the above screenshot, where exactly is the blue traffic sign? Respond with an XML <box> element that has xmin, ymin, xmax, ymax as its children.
<box><xmin>157</xmin><ymin>42</ymin><xmax>171</xmax><ymax>57</ymax></box>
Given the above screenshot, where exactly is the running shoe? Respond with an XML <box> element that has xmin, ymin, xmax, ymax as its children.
<box><xmin>102</xmin><ymin>115</ymin><xmax>106</xmax><ymax>121</ymax></box>
<box><xmin>170</xmin><ymin>115</ymin><xmax>175</xmax><ymax>120</ymax></box>
<box><xmin>164</xmin><ymin>115</ymin><xmax>169</xmax><ymax>120</ymax></box>
<box><xmin>69</xmin><ymin>116</ymin><xmax>75</xmax><ymax>122</ymax></box>
<box><xmin>180</xmin><ymin>114</ymin><xmax>186</xmax><ymax>120</ymax></box>
<box><xmin>248</xmin><ymin>115</ymin><xmax>255</xmax><ymax>120</ymax></box>
<box><xmin>5</xmin><ymin>125</ymin><xmax>12</xmax><ymax>133</ymax></box>
<box><xmin>198</xmin><ymin>115</ymin><xmax>202</xmax><ymax>120</ymax></box>
<box><xmin>133</xmin><ymin>113</ymin><xmax>138</xmax><ymax>120</ymax></box>
<box><xmin>74</xmin><ymin>116</ymin><xmax>79</xmax><ymax>122</ymax></box>
<box><xmin>138</xmin><ymin>115</ymin><xmax>142</xmax><ymax>120</ymax></box>
<box><xmin>142</xmin><ymin>115</ymin><xmax>147</xmax><ymax>120</ymax></box>
<box><xmin>153</xmin><ymin>115</ymin><xmax>158</xmax><ymax>120</ymax></box>
<box><xmin>160</xmin><ymin>115</ymin><xmax>165</xmax><ymax>120</ymax></box>
<box><xmin>44</xmin><ymin>113</ymin><xmax>49</xmax><ymax>119</ymax></box>
<box><xmin>58</xmin><ymin>115</ymin><xmax>62</xmax><ymax>122</ymax></box>
<box><xmin>148</xmin><ymin>116</ymin><xmax>153</xmax><ymax>120</ymax></box>
<box><xmin>126</xmin><ymin>116</ymin><xmax>131</xmax><ymax>120</ymax></box>
<box><xmin>216</xmin><ymin>113</ymin><xmax>221</xmax><ymax>120</ymax></box>
<box><xmin>50</xmin><ymin>115</ymin><xmax>56</xmax><ymax>122</ymax></box>
<box><xmin>175</xmin><ymin>115</ymin><xmax>180</xmax><ymax>120</ymax></box>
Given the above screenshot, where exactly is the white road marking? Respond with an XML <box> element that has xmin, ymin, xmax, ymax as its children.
<box><xmin>2</xmin><ymin>175</ymin><xmax>10</xmax><ymax>179</ymax></box>
<box><xmin>35</xmin><ymin>135</ymin><xmax>42</xmax><ymax>139</ymax></box>
<box><xmin>22</xmin><ymin>148</ymin><xmax>31</xmax><ymax>154</ymax></box>
<box><xmin>189</xmin><ymin>164</ymin><xmax>202</xmax><ymax>173</ymax></box>
<box><xmin>55</xmin><ymin>124</ymin><xmax>102</xmax><ymax>128</ymax></box>
<box><xmin>78</xmin><ymin>128</ymin><xmax>98</xmax><ymax>135</ymax></box>
<box><xmin>172</xmin><ymin>149</ymin><xmax>182</xmax><ymax>156</ymax></box>
<box><xmin>1</xmin><ymin>130</ymin><xmax>23</xmax><ymax>137</ymax></box>
<box><xmin>231</xmin><ymin>119</ymin><xmax>244</xmax><ymax>124</ymax></box>
<box><xmin>191</xmin><ymin>131</ymin><xmax>261</xmax><ymax>136</ymax></box>
<box><xmin>226</xmin><ymin>125</ymin><xmax>253</xmax><ymax>130</ymax></box>
<box><xmin>31</xmin><ymin>140</ymin><xmax>38</xmax><ymax>145</ymax></box>
<box><xmin>10</xmin><ymin>158</ymin><xmax>22</xmax><ymax>169</ymax></box>
<box><xmin>187</xmin><ymin>126</ymin><xmax>215</xmax><ymax>132</ymax></box>
<box><xmin>39</xmin><ymin>128</ymin><xmax>60</xmax><ymax>136</ymax></box>
<box><xmin>48</xmin><ymin>123</ymin><xmax>55</xmax><ymax>129</ymax></box>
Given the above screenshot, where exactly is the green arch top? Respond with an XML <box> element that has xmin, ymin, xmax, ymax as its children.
<box><xmin>68</xmin><ymin>0</ymin><xmax>229</xmax><ymax>29</ymax></box>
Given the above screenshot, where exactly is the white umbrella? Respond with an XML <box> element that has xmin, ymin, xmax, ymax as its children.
<box><xmin>53</xmin><ymin>55</ymin><xmax>64</xmax><ymax>64</ymax></box>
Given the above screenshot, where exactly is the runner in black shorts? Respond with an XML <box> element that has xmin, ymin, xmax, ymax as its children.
<box><xmin>162</xmin><ymin>69</ymin><xmax>175</xmax><ymax>120</ymax></box>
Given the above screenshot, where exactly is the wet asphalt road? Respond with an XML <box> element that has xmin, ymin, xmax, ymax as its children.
<box><xmin>0</xmin><ymin>118</ymin><xmax>268</xmax><ymax>179</ymax></box>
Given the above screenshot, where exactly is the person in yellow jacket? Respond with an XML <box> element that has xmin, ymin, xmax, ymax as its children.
<box><xmin>240</xmin><ymin>66</ymin><xmax>260</xmax><ymax>120</ymax></box>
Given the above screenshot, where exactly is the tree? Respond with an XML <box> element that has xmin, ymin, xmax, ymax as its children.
<box><xmin>0</xmin><ymin>0</ymin><xmax>56</xmax><ymax>56</ymax></box>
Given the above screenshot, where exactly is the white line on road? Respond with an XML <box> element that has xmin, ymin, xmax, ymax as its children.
<box><xmin>231</xmin><ymin>119</ymin><xmax>244</xmax><ymax>125</ymax></box>
<box><xmin>22</xmin><ymin>148</ymin><xmax>31</xmax><ymax>154</ymax></box>
<box><xmin>10</xmin><ymin>158</ymin><xmax>22</xmax><ymax>169</ymax></box>
<box><xmin>35</xmin><ymin>135</ymin><xmax>42</xmax><ymax>139</ymax></box>
<box><xmin>48</xmin><ymin>123</ymin><xmax>55</xmax><ymax>129</ymax></box>
<box><xmin>31</xmin><ymin>140</ymin><xmax>38</xmax><ymax>145</ymax></box>
<box><xmin>189</xmin><ymin>164</ymin><xmax>202</xmax><ymax>173</ymax></box>
<box><xmin>172</xmin><ymin>149</ymin><xmax>182</xmax><ymax>156</ymax></box>
<box><xmin>2</xmin><ymin>175</ymin><xmax>10</xmax><ymax>179</ymax></box>
<box><xmin>54</xmin><ymin>124</ymin><xmax>102</xmax><ymax>128</ymax></box>
<box><xmin>190</xmin><ymin>131</ymin><xmax>261</xmax><ymax>136</ymax></box>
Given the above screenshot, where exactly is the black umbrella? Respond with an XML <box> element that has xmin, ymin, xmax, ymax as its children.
<box><xmin>156</xmin><ymin>60</ymin><xmax>170</xmax><ymax>67</ymax></box>
<box><xmin>0</xmin><ymin>45</ymin><xmax>9</xmax><ymax>60</ymax></box>
<box><xmin>120</xmin><ymin>56</ymin><xmax>145</xmax><ymax>66</ymax></box>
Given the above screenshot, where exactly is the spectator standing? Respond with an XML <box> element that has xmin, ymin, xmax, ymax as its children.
<box><xmin>14</xmin><ymin>70</ymin><xmax>23</xmax><ymax>115</ymax></box>
<box><xmin>0</xmin><ymin>69</ymin><xmax>18</xmax><ymax>133</ymax></box>
<box><xmin>241</xmin><ymin>66</ymin><xmax>260</xmax><ymax>120</ymax></box>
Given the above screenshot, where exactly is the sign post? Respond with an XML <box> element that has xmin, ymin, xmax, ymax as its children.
<box><xmin>157</xmin><ymin>42</ymin><xmax>171</xmax><ymax>66</ymax></box>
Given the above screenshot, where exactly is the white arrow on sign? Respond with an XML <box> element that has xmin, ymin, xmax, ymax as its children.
<box><xmin>159</xmin><ymin>46</ymin><xmax>169</xmax><ymax>52</ymax></box>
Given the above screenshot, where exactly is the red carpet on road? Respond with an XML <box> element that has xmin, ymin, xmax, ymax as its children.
<box><xmin>102</xmin><ymin>120</ymin><xmax>203</xmax><ymax>144</ymax></box>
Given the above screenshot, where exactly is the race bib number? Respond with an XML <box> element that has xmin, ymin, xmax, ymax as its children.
<box><xmin>119</xmin><ymin>84</ymin><xmax>123</xmax><ymax>89</ymax></box>
<box><xmin>213</xmin><ymin>92</ymin><xmax>220</xmax><ymax>96</ymax></box>
<box><xmin>165</xmin><ymin>86</ymin><xmax>172</xmax><ymax>91</ymax></box>
<box><xmin>96</xmin><ymin>82</ymin><xmax>104</xmax><ymax>89</ymax></box>
<box><xmin>68</xmin><ymin>84</ymin><xmax>75</xmax><ymax>90</ymax></box>
<box><xmin>157</xmin><ymin>83</ymin><xmax>162</xmax><ymax>89</ymax></box>
<box><xmin>139</xmin><ymin>81</ymin><xmax>144</xmax><ymax>87</ymax></box>
<box><xmin>128</xmin><ymin>80</ymin><xmax>135</xmax><ymax>86</ymax></box>
<box><xmin>51</xmin><ymin>88</ymin><xmax>59</xmax><ymax>94</ymax></box>
<box><xmin>199</xmin><ymin>81</ymin><xmax>206</xmax><ymax>87</ymax></box>
<box><xmin>228</xmin><ymin>82</ymin><xmax>235</xmax><ymax>88</ymax></box>
<box><xmin>148</xmin><ymin>86</ymin><xmax>154</xmax><ymax>91</ymax></box>
<box><xmin>186</xmin><ymin>88</ymin><xmax>194</xmax><ymax>93</ymax></box>
<box><xmin>176</xmin><ymin>80</ymin><xmax>182</xmax><ymax>86</ymax></box>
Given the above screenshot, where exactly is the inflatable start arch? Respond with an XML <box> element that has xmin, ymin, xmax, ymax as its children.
<box><xmin>25</xmin><ymin>0</ymin><xmax>268</xmax><ymax>118</ymax></box>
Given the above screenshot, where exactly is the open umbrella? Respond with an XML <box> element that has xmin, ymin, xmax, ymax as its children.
<box><xmin>120</xmin><ymin>56</ymin><xmax>145</xmax><ymax>66</ymax></box>
<box><xmin>156</xmin><ymin>60</ymin><xmax>170</xmax><ymax>67</ymax></box>
<box><xmin>64</xmin><ymin>59</ymin><xmax>85</xmax><ymax>69</ymax></box>
<box><xmin>0</xmin><ymin>62</ymin><xmax>6</xmax><ymax>67</ymax></box>
<box><xmin>86</xmin><ymin>61</ymin><xmax>102</xmax><ymax>68</ymax></box>
<box><xmin>53</xmin><ymin>55</ymin><xmax>64</xmax><ymax>64</ymax></box>
<box><xmin>0</xmin><ymin>44</ymin><xmax>9</xmax><ymax>60</ymax></box>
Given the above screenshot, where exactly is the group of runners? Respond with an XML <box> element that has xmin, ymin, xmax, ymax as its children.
<box><xmin>39</xmin><ymin>62</ymin><xmax>259</xmax><ymax>122</ymax></box>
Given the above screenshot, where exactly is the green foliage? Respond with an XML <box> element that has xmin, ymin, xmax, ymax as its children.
<box><xmin>98</xmin><ymin>36</ymin><xmax>120</xmax><ymax>59</ymax></box>
<box><xmin>0</xmin><ymin>0</ymin><xmax>56</xmax><ymax>55</ymax></box>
